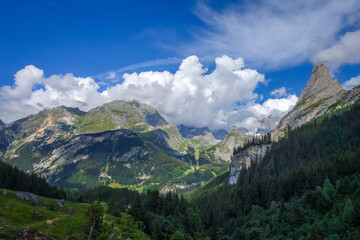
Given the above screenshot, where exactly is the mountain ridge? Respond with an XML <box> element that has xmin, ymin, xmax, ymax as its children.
<box><xmin>272</xmin><ymin>62</ymin><xmax>360</xmax><ymax>140</ymax></box>
<box><xmin>0</xmin><ymin>99</ymin><xmax>227</xmax><ymax>192</ymax></box>
<box><xmin>229</xmin><ymin>62</ymin><xmax>360</xmax><ymax>185</ymax></box>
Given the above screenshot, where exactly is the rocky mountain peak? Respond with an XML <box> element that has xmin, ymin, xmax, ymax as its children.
<box><xmin>256</xmin><ymin>115</ymin><xmax>280</xmax><ymax>135</ymax></box>
<box><xmin>231</xmin><ymin>125</ymin><xmax>246</xmax><ymax>134</ymax></box>
<box><xmin>177</xmin><ymin>124</ymin><xmax>211</xmax><ymax>138</ymax></box>
<box><xmin>297</xmin><ymin>62</ymin><xmax>343</xmax><ymax>107</ymax></box>
<box><xmin>271</xmin><ymin>62</ymin><xmax>349</xmax><ymax>140</ymax></box>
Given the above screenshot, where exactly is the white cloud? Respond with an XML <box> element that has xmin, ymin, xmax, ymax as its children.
<box><xmin>229</xmin><ymin>95</ymin><xmax>298</xmax><ymax>132</ymax></box>
<box><xmin>311</xmin><ymin>30</ymin><xmax>360</xmax><ymax>70</ymax></box>
<box><xmin>342</xmin><ymin>75</ymin><xmax>360</xmax><ymax>90</ymax></box>
<box><xmin>0</xmin><ymin>56</ymin><xmax>298</xmax><ymax>131</ymax></box>
<box><xmin>180</xmin><ymin>0</ymin><xmax>360</xmax><ymax>69</ymax></box>
<box><xmin>103</xmin><ymin>55</ymin><xmax>265</xmax><ymax>129</ymax></box>
<box><xmin>0</xmin><ymin>69</ymin><xmax>104</xmax><ymax>122</ymax></box>
<box><xmin>270</xmin><ymin>87</ymin><xmax>287</xmax><ymax>98</ymax></box>
<box><xmin>1</xmin><ymin>65</ymin><xmax>44</xmax><ymax>99</ymax></box>
<box><xmin>251</xmin><ymin>95</ymin><xmax>299</xmax><ymax>117</ymax></box>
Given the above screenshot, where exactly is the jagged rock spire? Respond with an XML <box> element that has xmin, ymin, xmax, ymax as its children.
<box><xmin>271</xmin><ymin>62</ymin><xmax>345</xmax><ymax>140</ymax></box>
<box><xmin>297</xmin><ymin>62</ymin><xmax>343</xmax><ymax>106</ymax></box>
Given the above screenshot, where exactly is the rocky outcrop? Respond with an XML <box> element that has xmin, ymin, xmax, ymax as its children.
<box><xmin>271</xmin><ymin>62</ymin><xmax>356</xmax><ymax>140</ymax></box>
<box><xmin>229</xmin><ymin>144</ymin><xmax>270</xmax><ymax>185</ymax></box>
<box><xmin>211</xmin><ymin>126</ymin><xmax>248</xmax><ymax>161</ymax></box>
<box><xmin>15</xmin><ymin>192</ymin><xmax>39</xmax><ymax>204</ymax></box>
<box><xmin>200</xmin><ymin>132</ymin><xmax>219</xmax><ymax>145</ymax></box>
<box><xmin>177</xmin><ymin>125</ymin><xmax>211</xmax><ymax>138</ymax></box>
<box><xmin>256</xmin><ymin>115</ymin><xmax>280</xmax><ymax>135</ymax></box>
<box><xmin>56</xmin><ymin>199</ymin><xmax>66</xmax><ymax>208</ymax></box>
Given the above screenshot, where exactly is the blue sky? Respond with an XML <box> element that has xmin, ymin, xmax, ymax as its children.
<box><xmin>0</xmin><ymin>0</ymin><xmax>360</xmax><ymax>130</ymax></box>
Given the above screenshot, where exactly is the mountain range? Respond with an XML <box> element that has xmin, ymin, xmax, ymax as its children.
<box><xmin>0</xmin><ymin>100</ymin><xmax>234</xmax><ymax>192</ymax></box>
<box><xmin>1</xmin><ymin>62</ymin><xmax>360</xmax><ymax>239</ymax></box>
<box><xmin>0</xmin><ymin>62</ymin><xmax>359</xmax><ymax>194</ymax></box>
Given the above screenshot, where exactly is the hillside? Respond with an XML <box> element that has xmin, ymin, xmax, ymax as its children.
<box><xmin>0</xmin><ymin>100</ymin><xmax>227</xmax><ymax>193</ymax></box>
<box><xmin>192</xmin><ymin>99</ymin><xmax>360</xmax><ymax>239</ymax></box>
<box><xmin>0</xmin><ymin>189</ymin><xmax>149</xmax><ymax>240</ymax></box>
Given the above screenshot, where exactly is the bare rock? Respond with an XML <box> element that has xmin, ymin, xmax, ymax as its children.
<box><xmin>15</xmin><ymin>192</ymin><xmax>39</xmax><ymax>204</ymax></box>
<box><xmin>229</xmin><ymin>144</ymin><xmax>270</xmax><ymax>185</ymax></box>
<box><xmin>272</xmin><ymin>62</ymin><xmax>354</xmax><ymax>140</ymax></box>
<box><xmin>56</xmin><ymin>199</ymin><xmax>66</xmax><ymax>208</ymax></box>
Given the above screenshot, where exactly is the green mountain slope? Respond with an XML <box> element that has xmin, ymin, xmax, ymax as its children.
<box><xmin>0</xmin><ymin>100</ymin><xmax>227</xmax><ymax>192</ymax></box>
<box><xmin>192</xmin><ymin>100</ymin><xmax>360</xmax><ymax>239</ymax></box>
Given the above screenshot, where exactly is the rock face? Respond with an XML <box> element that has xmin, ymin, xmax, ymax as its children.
<box><xmin>272</xmin><ymin>62</ymin><xmax>356</xmax><ymax>140</ymax></box>
<box><xmin>177</xmin><ymin>125</ymin><xmax>211</xmax><ymax>138</ymax></box>
<box><xmin>176</xmin><ymin>124</ymin><xmax>221</xmax><ymax>151</ymax></box>
<box><xmin>229</xmin><ymin>62</ymin><xmax>360</xmax><ymax>185</ymax></box>
<box><xmin>15</xmin><ymin>192</ymin><xmax>39</xmax><ymax>204</ymax></box>
<box><xmin>210</xmin><ymin>126</ymin><xmax>248</xmax><ymax>161</ymax></box>
<box><xmin>229</xmin><ymin>144</ymin><xmax>270</xmax><ymax>185</ymax></box>
<box><xmin>256</xmin><ymin>115</ymin><xmax>280</xmax><ymax>135</ymax></box>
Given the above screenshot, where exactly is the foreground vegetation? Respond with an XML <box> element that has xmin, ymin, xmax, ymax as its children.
<box><xmin>2</xmin><ymin>101</ymin><xmax>360</xmax><ymax>239</ymax></box>
<box><xmin>0</xmin><ymin>174</ymin><xmax>203</xmax><ymax>239</ymax></box>
<box><xmin>193</xmin><ymin>102</ymin><xmax>360</xmax><ymax>239</ymax></box>
<box><xmin>0</xmin><ymin>189</ymin><xmax>150</xmax><ymax>239</ymax></box>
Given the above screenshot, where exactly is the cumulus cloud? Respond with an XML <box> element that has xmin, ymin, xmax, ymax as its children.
<box><xmin>180</xmin><ymin>0</ymin><xmax>360</xmax><ymax>69</ymax></box>
<box><xmin>0</xmin><ymin>56</ymin><xmax>298</xmax><ymax>131</ymax></box>
<box><xmin>311</xmin><ymin>30</ymin><xmax>360</xmax><ymax>70</ymax></box>
<box><xmin>270</xmin><ymin>87</ymin><xmax>288</xmax><ymax>98</ymax></box>
<box><xmin>1</xmin><ymin>65</ymin><xmax>44</xmax><ymax>99</ymax></box>
<box><xmin>228</xmin><ymin>95</ymin><xmax>298</xmax><ymax>132</ymax></box>
<box><xmin>251</xmin><ymin>95</ymin><xmax>299</xmax><ymax>117</ymax></box>
<box><xmin>0</xmin><ymin>68</ymin><xmax>104</xmax><ymax>122</ymax></box>
<box><xmin>342</xmin><ymin>75</ymin><xmax>360</xmax><ymax>90</ymax></box>
<box><xmin>103</xmin><ymin>55</ymin><xmax>265</xmax><ymax>129</ymax></box>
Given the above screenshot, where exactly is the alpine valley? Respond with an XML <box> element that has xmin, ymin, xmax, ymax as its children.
<box><xmin>1</xmin><ymin>62</ymin><xmax>360</xmax><ymax>239</ymax></box>
<box><xmin>0</xmin><ymin>99</ymin><xmax>247</xmax><ymax>193</ymax></box>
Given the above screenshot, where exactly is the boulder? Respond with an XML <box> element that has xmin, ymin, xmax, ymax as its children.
<box><xmin>15</xmin><ymin>192</ymin><xmax>39</xmax><ymax>204</ymax></box>
<box><xmin>56</xmin><ymin>199</ymin><xmax>66</xmax><ymax>208</ymax></box>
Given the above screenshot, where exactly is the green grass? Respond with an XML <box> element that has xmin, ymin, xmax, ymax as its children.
<box><xmin>108</xmin><ymin>182</ymin><xmax>142</xmax><ymax>192</ymax></box>
<box><xmin>76</xmin><ymin>111</ymin><xmax>115</xmax><ymax>134</ymax></box>
<box><xmin>0</xmin><ymin>190</ymin><xmax>150</xmax><ymax>240</ymax></box>
<box><xmin>0</xmin><ymin>189</ymin><xmax>88</xmax><ymax>239</ymax></box>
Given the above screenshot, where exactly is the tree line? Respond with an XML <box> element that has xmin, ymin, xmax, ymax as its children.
<box><xmin>194</xmin><ymin>102</ymin><xmax>360</xmax><ymax>239</ymax></box>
